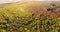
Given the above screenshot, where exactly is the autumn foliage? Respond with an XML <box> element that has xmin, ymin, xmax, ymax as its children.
<box><xmin>0</xmin><ymin>2</ymin><xmax>60</xmax><ymax>32</ymax></box>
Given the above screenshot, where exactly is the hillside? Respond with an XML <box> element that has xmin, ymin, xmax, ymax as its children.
<box><xmin>12</xmin><ymin>1</ymin><xmax>60</xmax><ymax>18</ymax></box>
<box><xmin>0</xmin><ymin>1</ymin><xmax>60</xmax><ymax>32</ymax></box>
